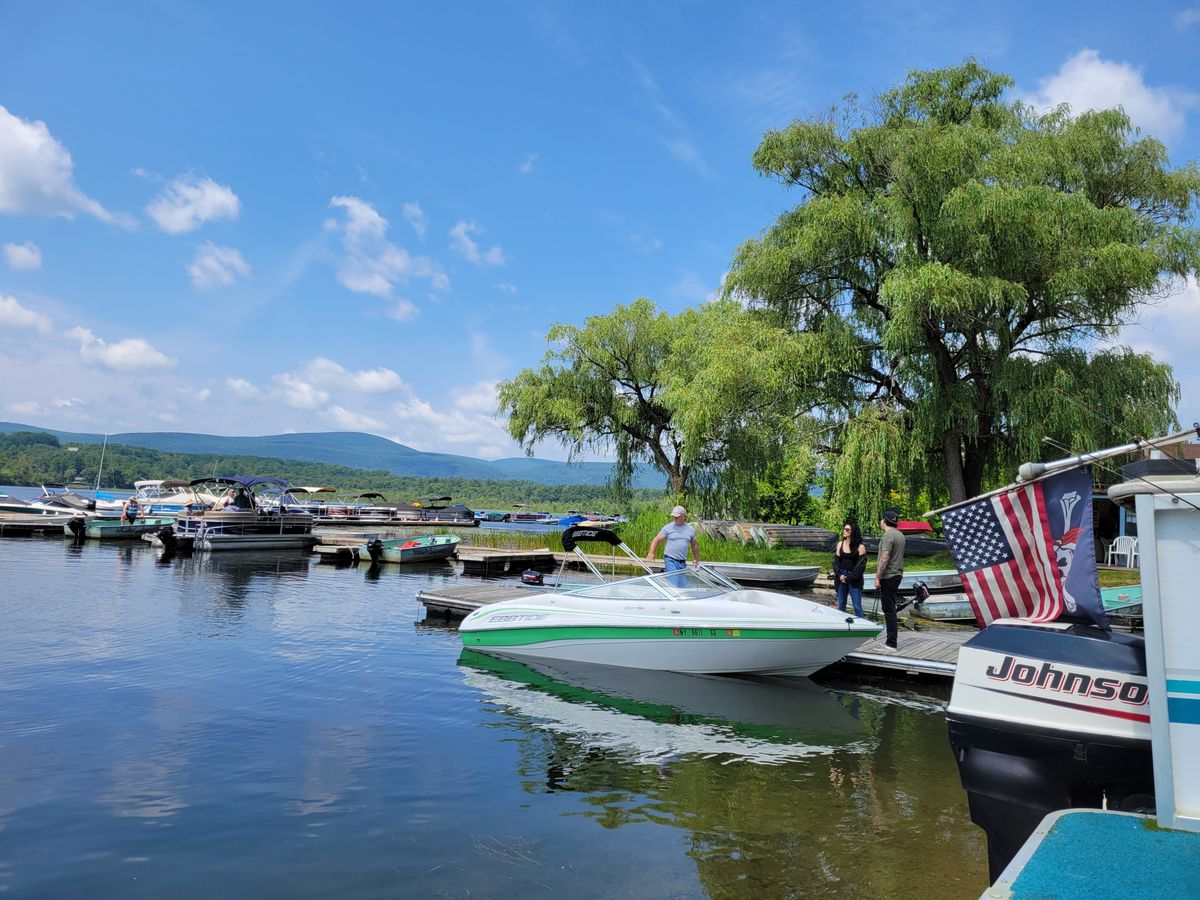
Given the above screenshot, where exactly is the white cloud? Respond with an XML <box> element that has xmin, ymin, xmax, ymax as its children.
<box><xmin>667</xmin><ymin>268</ymin><xmax>720</xmax><ymax>305</ymax></box>
<box><xmin>0</xmin><ymin>293</ymin><xmax>52</xmax><ymax>332</ymax></box>
<box><xmin>300</xmin><ymin>357</ymin><xmax>404</xmax><ymax>393</ymax></box>
<box><xmin>66</xmin><ymin>326</ymin><xmax>175</xmax><ymax>371</ymax></box>
<box><xmin>449</xmin><ymin>220</ymin><xmax>506</xmax><ymax>267</ymax></box>
<box><xmin>451</xmin><ymin>380</ymin><xmax>499</xmax><ymax>415</ymax></box>
<box><xmin>385</xmin><ymin>298</ymin><xmax>420</xmax><ymax>321</ymax></box>
<box><xmin>1117</xmin><ymin>277</ymin><xmax>1200</xmax><ymax>427</ymax></box>
<box><xmin>0</xmin><ymin>105</ymin><xmax>116</xmax><ymax>222</ymax></box>
<box><xmin>196</xmin><ymin>388</ymin><xmax>212</xmax><ymax>402</ymax></box>
<box><xmin>518</xmin><ymin>153</ymin><xmax>539</xmax><ymax>174</ymax></box>
<box><xmin>324</xmin><ymin>404</ymin><xmax>386</xmax><ymax>432</ymax></box>
<box><xmin>327</xmin><ymin>195</ymin><xmax>448</xmax><ymax>298</ymax></box>
<box><xmin>402</xmin><ymin>201</ymin><xmax>427</xmax><ymax>238</ymax></box>
<box><xmin>273</xmin><ymin>372</ymin><xmax>329</xmax><ymax>410</ymax></box>
<box><xmin>1022</xmin><ymin>49</ymin><xmax>1196</xmax><ymax>143</ymax></box>
<box><xmin>5</xmin><ymin>399</ymin><xmax>44</xmax><ymax>417</ymax></box>
<box><xmin>187</xmin><ymin>242</ymin><xmax>251</xmax><ymax>290</ymax></box>
<box><xmin>495</xmin><ymin>281</ymin><xmax>518</xmax><ymax>294</ymax></box>
<box><xmin>226</xmin><ymin>377</ymin><xmax>264</xmax><ymax>399</ymax></box>
<box><xmin>4</xmin><ymin>240</ymin><xmax>42</xmax><ymax>270</ymax></box>
<box><xmin>145</xmin><ymin>174</ymin><xmax>241</xmax><ymax>234</ymax></box>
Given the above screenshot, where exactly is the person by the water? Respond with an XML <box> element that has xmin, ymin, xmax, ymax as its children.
<box><xmin>647</xmin><ymin>505</ymin><xmax>700</xmax><ymax>573</ymax></box>
<box><xmin>875</xmin><ymin>509</ymin><xmax>906</xmax><ymax>651</ymax></box>
<box><xmin>833</xmin><ymin>520</ymin><xmax>867</xmax><ymax>617</ymax></box>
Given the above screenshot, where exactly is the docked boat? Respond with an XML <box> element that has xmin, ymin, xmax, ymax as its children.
<box><xmin>355</xmin><ymin>533</ymin><xmax>461</xmax><ymax>564</ymax></box>
<box><xmin>460</xmin><ymin>562</ymin><xmax>881</xmax><ymax>676</ymax></box>
<box><xmin>943</xmin><ymin>430</ymin><xmax>1199</xmax><ymax>880</ymax></box>
<box><xmin>862</xmin><ymin>568</ymin><xmax>962</xmax><ymax>594</ymax></box>
<box><xmin>128</xmin><ymin>479</ymin><xmax>202</xmax><ymax>515</ymax></box>
<box><xmin>154</xmin><ymin>476</ymin><xmax>317</xmax><ymax>552</ymax></box>
<box><xmin>64</xmin><ymin>515</ymin><xmax>175</xmax><ymax>540</ymax></box>
<box><xmin>863</xmin><ymin>519</ymin><xmax>947</xmax><ymax>557</ymax></box>
<box><xmin>706</xmin><ymin>562</ymin><xmax>819</xmax><ymax>589</ymax></box>
<box><xmin>916</xmin><ymin>583</ymin><xmax>1143</xmax><ymax>624</ymax></box>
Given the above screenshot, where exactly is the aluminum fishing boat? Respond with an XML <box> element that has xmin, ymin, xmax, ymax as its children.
<box><xmin>460</xmin><ymin>564</ymin><xmax>881</xmax><ymax>676</ymax></box>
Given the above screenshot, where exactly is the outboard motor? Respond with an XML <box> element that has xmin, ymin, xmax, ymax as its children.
<box><xmin>946</xmin><ymin>620</ymin><xmax>1154</xmax><ymax>881</ymax></box>
<box><xmin>66</xmin><ymin>517</ymin><xmax>87</xmax><ymax>540</ymax></box>
<box><xmin>521</xmin><ymin>569</ymin><xmax>544</xmax><ymax>586</ymax></box>
<box><xmin>156</xmin><ymin>524</ymin><xmax>177</xmax><ymax>554</ymax></box>
<box><xmin>366</xmin><ymin>538</ymin><xmax>385</xmax><ymax>564</ymax></box>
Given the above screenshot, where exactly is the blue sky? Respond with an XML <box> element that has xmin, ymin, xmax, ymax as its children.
<box><xmin>2</xmin><ymin>1</ymin><xmax>1198</xmax><ymax>461</ymax></box>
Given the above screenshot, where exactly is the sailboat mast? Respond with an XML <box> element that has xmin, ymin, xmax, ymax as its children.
<box><xmin>95</xmin><ymin>430</ymin><xmax>109</xmax><ymax>493</ymax></box>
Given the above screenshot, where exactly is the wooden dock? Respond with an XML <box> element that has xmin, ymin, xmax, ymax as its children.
<box><xmin>415</xmin><ymin>581</ymin><xmax>972</xmax><ymax>677</ymax></box>
<box><xmin>0</xmin><ymin>515</ymin><xmax>72</xmax><ymax>536</ymax></box>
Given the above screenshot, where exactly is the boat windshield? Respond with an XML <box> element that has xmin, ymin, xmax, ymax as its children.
<box><xmin>568</xmin><ymin>567</ymin><xmax>738</xmax><ymax>602</ymax></box>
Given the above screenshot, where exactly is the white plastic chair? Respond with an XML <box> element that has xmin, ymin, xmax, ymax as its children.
<box><xmin>1105</xmin><ymin>535</ymin><xmax>1139</xmax><ymax>568</ymax></box>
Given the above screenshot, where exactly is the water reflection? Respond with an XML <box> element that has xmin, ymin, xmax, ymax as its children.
<box><xmin>460</xmin><ymin>651</ymin><xmax>987</xmax><ymax>898</ymax></box>
<box><xmin>460</xmin><ymin>651</ymin><xmax>869</xmax><ymax>765</ymax></box>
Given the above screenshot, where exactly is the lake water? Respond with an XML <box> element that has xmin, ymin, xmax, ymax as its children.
<box><xmin>0</xmin><ymin>534</ymin><xmax>989</xmax><ymax>898</ymax></box>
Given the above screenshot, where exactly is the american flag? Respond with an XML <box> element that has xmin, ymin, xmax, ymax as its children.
<box><xmin>941</xmin><ymin>479</ymin><xmax>1067</xmax><ymax>627</ymax></box>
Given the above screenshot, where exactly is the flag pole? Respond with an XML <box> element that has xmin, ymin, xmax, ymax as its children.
<box><xmin>924</xmin><ymin>427</ymin><xmax>1199</xmax><ymax>517</ymax></box>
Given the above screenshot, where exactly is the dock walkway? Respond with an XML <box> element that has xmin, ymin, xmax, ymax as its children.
<box><xmin>415</xmin><ymin>581</ymin><xmax>972</xmax><ymax>677</ymax></box>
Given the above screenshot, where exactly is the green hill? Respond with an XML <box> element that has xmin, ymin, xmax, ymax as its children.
<box><xmin>0</xmin><ymin>422</ymin><xmax>662</xmax><ymax>488</ymax></box>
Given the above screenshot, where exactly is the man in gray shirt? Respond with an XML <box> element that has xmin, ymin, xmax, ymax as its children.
<box><xmin>876</xmin><ymin>508</ymin><xmax>906</xmax><ymax>650</ymax></box>
<box><xmin>647</xmin><ymin>505</ymin><xmax>700</xmax><ymax>573</ymax></box>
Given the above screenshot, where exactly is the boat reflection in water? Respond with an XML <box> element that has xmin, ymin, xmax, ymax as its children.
<box><xmin>458</xmin><ymin>649</ymin><xmax>868</xmax><ymax>765</ymax></box>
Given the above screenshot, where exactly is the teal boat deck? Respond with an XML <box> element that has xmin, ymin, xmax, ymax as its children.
<box><xmin>989</xmin><ymin>809</ymin><xmax>1200</xmax><ymax>899</ymax></box>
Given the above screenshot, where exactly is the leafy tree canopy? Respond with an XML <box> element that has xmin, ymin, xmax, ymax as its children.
<box><xmin>497</xmin><ymin>297</ymin><xmax>815</xmax><ymax>511</ymax></box>
<box><xmin>724</xmin><ymin>60</ymin><xmax>1198</xmax><ymax>516</ymax></box>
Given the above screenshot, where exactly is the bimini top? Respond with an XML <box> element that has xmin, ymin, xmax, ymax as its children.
<box><xmin>188</xmin><ymin>475</ymin><xmax>292</xmax><ymax>489</ymax></box>
<box><xmin>561</xmin><ymin>524</ymin><xmax>623</xmax><ymax>552</ymax></box>
<box><xmin>291</xmin><ymin>486</ymin><xmax>337</xmax><ymax>495</ymax></box>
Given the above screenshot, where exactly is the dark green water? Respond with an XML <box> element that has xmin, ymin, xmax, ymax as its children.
<box><xmin>0</xmin><ymin>538</ymin><xmax>988</xmax><ymax>897</ymax></box>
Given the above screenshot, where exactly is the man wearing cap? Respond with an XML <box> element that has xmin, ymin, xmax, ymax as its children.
<box><xmin>647</xmin><ymin>505</ymin><xmax>700</xmax><ymax>573</ymax></box>
<box><xmin>875</xmin><ymin>509</ymin><xmax>906</xmax><ymax>650</ymax></box>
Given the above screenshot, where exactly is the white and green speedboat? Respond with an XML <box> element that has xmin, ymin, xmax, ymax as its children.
<box><xmin>460</xmin><ymin>565</ymin><xmax>882</xmax><ymax>676</ymax></box>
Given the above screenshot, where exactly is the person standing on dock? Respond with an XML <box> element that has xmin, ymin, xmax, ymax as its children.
<box><xmin>875</xmin><ymin>509</ymin><xmax>906</xmax><ymax>650</ymax></box>
<box><xmin>833</xmin><ymin>520</ymin><xmax>867</xmax><ymax>617</ymax></box>
<box><xmin>647</xmin><ymin>505</ymin><xmax>700</xmax><ymax>572</ymax></box>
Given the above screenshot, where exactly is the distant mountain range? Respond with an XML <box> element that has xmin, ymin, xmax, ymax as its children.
<box><xmin>0</xmin><ymin>422</ymin><xmax>663</xmax><ymax>488</ymax></box>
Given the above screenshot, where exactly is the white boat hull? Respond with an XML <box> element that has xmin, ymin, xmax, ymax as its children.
<box><xmin>460</xmin><ymin>574</ymin><xmax>881</xmax><ymax>676</ymax></box>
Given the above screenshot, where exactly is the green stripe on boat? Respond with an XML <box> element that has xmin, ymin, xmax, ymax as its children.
<box><xmin>463</xmin><ymin>625</ymin><xmax>873</xmax><ymax>647</ymax></box>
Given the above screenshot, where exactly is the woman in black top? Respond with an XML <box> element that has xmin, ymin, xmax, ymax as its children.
<box><xmin>833</xmin><ymin>520</ymin><xmax>867</xmax><ymax>617</ymax></box>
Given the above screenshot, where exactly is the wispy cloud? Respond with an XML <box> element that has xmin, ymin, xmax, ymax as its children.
<box><xmin>518</xmin><ymin>153</ymin><xmax>539</xmax><ymax>174</ymax></box>
<box><xmin>1020</xmin><ymin>49</ymin><xmax>1197</xmax><ymax>144</ymax></box>
<box><xmin>327</xmin><ymin>196</ymin><xmax>449</xmax><ymax>298</ymax></box>
<box><xmin>66</xmin><ymin>326</ymin><xmax>175</xmax><ymax>371</ymax></box>
<box><xmin>449</xmin><ymin>220</ymin><xmax>506</xmax><ymax>267</ymax></box>
<box><xmin>1176</xmin><ymin>7</ymin><xmax>1200</xmax><ymax>27</ymax></box>
<box><xmin>402</xmin><ymin>201</ymin><xmax>427</xmax><ymax>238</ymax></box>
<box><xmin>146</xmin><ymin>174</ymin><xmax>241</xmax><ymax>234</ymax></box>
<box><xmin>0</xmin><ymin>105</ymin><xmax>117</xmax><ymax>222</ymax></box>
<box><xmin>3</xmin><ymin>240</ymin><xmax>42</xmax><ymax>271</ymax></box>
<box><xmin>187</xmin><ymin>242</ymin><xmax>250</xmax><ymax>290</ymax></box>
<box><xmin>494</xmin><ymin>281</ymin><xmax>518</xmax><ymax>295</ymax></box>
<box><xmin>385</xmin><ymin>298</ymin><xmax>420</xmax><ymax>321</ymax></box>
<box><xmin>629</xmin><ymin>59</ymin><xmax>714</xmax><ymax>179</ymax></box>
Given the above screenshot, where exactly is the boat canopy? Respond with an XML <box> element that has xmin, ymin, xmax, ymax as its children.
<box><xmin>292</xmin><ymin>486</ymin><xmax>337</xmax><ymax>495</ymax></box>
<box><xmin>189</xmin><ymin>475</ymin><xmax>292</xmax><ymax>489</ymax></box>
<box><xmin>354</xmin><ymin>492</ymin><xmax>388</xmax><ymax>500</ymax></box>
<box><xmin>561</xmin><ymin>524</ymin><xmax>623</xmax><ymax>553</ymax></box>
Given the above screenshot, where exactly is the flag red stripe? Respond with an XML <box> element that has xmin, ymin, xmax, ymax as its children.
<box><xmin>994</xmin><ymin>492</ymin><xmax>1042</xmax><ymax>616</ymax></box>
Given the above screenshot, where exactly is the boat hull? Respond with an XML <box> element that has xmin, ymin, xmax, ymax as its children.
<box><xmin>170</xmin><ymin>510</ymin><xmax>316</xmax><ymax>552</ymax></box>
<box><xmin>357</xmin><ymin>534</ymin><xmax>460</xmax><ymax>563</ymax></box>
<box><xmin>707</xmin><ymin>562</ymin><xmax>820</xmax><ymax>588</ymax></box>
<box><xmin>461</xmin><ymin>628</ymin><xmax>876</xmax><ymax>676</ymax></box>
<box><xmin>64</xmin><ymin>516</ymin><xmax>175</xmax><ymax>540</ymax></box>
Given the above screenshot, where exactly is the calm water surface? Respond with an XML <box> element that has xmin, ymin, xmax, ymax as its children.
<box><xmin>0</xmin><ymin>536</ymin><xmax>988</xmax><ymax>898</ymax></box>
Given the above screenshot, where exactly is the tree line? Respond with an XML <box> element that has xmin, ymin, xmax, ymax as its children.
<box><xmin>0</xmin><ymin>432</ymin><xmax>660</xmax><ymax>512</ymax></box>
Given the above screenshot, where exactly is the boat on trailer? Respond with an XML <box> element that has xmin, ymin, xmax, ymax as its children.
<box><xmin>153</xmin><ymin>476</ymin><xmax>317</xmax><ymax>553</ymax></box>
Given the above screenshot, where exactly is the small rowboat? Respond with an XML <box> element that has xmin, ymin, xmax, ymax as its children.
<box><xmin>355</xmin><ymin>533</ymin><xmax>460</xmax><ymax>564</ymax></box>
<box><xmin>65</xmin><ymin>515</ymin><xmax>175</xmax><ymax>540</ymax></box>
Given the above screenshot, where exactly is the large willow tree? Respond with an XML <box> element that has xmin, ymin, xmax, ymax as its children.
<box><xmin>724</xmin><ymin>60</ymin><xmax>1198</xmax><ymax>510</ymax></box>
<box><xmin>497</xmin><ymin>297</ymin><xmax>809</xmax><ymax>507</ymax></box>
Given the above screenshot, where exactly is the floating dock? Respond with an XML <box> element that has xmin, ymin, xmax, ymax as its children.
<box><xmin>415</xmin><ymin>581</ymin><xmax>971</xmax><ymax>677</ymax></box>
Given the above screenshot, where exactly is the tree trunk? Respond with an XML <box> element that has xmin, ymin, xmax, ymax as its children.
<box><xmin>944</xmin><ymin>429</ymin><xmax>967</xmax><ymax>505</ymax></box>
